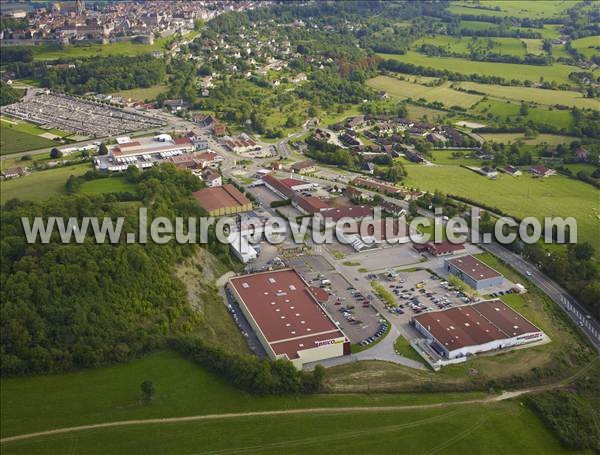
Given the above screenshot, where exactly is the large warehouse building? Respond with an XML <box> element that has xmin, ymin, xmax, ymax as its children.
<box><xmin>413</xmin><ymin>300</ymin><xmax>544</xmax><ymax>362</ymax></box>
<box><xmin>228</xmin><ymin>269</ymin><xmax>350</xmax><ymax>368</ymax></box>
<box><xmin>192</xmin><ymin>184</ymin><xmax>252</xmax><ymax>216</ymax></box>
<box><xmin>446</xmin><ymin>255</ymin><xmax>504</xmax><ymax>290</ymax></box>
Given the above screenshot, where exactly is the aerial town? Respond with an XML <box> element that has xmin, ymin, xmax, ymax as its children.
<box><xmin>0</xmin><ymin>1</ymin><xmax>599</xmax><ymax>453</ymax></box>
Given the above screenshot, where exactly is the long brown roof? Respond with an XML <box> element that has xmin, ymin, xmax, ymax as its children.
<box><xmin>230</xmin><ymin>269</ymin><xmax>346</xmax><ymax>359</ymax></box>
<box><xmin>447</xmin><ymin>255</ymin><xmax>502</xmax><ymax>281</ymax></box>
<box><xmin>414</xmin><ymin>300</ymin><xmax>541</xmax><ymax>351</ymax></box>
<box><xmin>192</xmin><ymin>184</ymin><xmax>250</xmax><ymax>212</ymax></box>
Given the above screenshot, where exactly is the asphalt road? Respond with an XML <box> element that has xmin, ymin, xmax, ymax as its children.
<box><xmin>484</xmin><ymin>242</ymin><xmax>600</xmax><ymax>352</ymax></box>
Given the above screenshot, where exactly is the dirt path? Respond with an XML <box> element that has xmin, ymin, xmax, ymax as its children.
<box><xmin>3</xmin><ymin>360</ymin><xmax>594</xmax><ymax>445</ymax></box>
<box><xmin>0</xmin><ymin>389</ymin><xmax>532</xmax><ymax>444</ymax></box>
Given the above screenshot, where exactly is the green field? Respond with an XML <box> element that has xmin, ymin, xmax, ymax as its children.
<box><xmin>448</xmin><ymin>1</ymin><xmax>574</xmax><ymax>19</ymax></box>
<box><xmin>0</xmin><ymin>125</ymin><xmax>59</xmax><ymax>155</ymax></box>
<box><xmin>456</xmin><ymin>81</ymin><xmax>600</xmax><ymax>110</ymax></box>
<box><xmin>0</xmin><ymin>117</ymin><xmax>71</xmax><ymax>155</ymax></box>
<box><xmin>0</xmin><ymin>350</ymin><xmax>579</xmax><ymax>455</ymax></box>
<box><xmin>403</xmin><ymin>162</ymin><xmax>600</xmax><ymax>250</ymax></box>
<box><xmin>80</xmin><ymin>177</ymin><xmax>137</xmax><ymax>194</ymax></box>
<box><xmin>0</xmin><ymin>350</ymin><xmax>489</xmax><ymax>439</ymax></box>
<box><xmin>521</xmin><ymin>38</ymin><xmax>544</xmax><ymax>55</ymax></box>
<box><xmin>1</xmin><ymin>401</ymin><xmax>578</xmax><ymax>455</ymax></box>
<box><xmin>111</xmin><ymin>84</ymin><xmax>168</xmax><ymax>102</ymax></box>
<box><xmin>430</xmin><ymin>149</ymin><xmax>483</xmax><ymax>166</ymax></box>
<box><xmin>414</xmin><ymin>36</ymin><xmax>528</xmax><ymax>57</ymax></box>
<box><xmin>378</xmin><ymin>51</ymin><xmax>587</xmax><ymax>85</ymax></box>
<box><xmin>1</xmin><ymin>164</ymin><xmax>90</xmax><ymax>203</ymax></box>
<box><xmin>472</xmin><ymin>98</ymin><xmax>575</xmax><ymax>129</ymax></box>
<box><xmin>367</xmin><ymin>75</ymin><xmax>482</xmax><ymax>108</ymax></box>
<box><xmin>571</xmin><ymin>35</ymin><xmax>600</xmax><ymax>60</ymax></box>
<box><xmin>478</xmin><ymin>132</ymin><xmax>575</xmax><ymax>145</ymax></box>
<box><xmin>28</xmin><ymin>31</ymin><xmax>198</xmax><ymax>61</ymax></box>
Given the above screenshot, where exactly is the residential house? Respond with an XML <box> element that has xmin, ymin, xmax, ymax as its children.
<box><xmin>291</xmin><ymin>160</ymin><xmax>316</xmax><ymax>174</ymax></box>
<box><xmin>480</xmin><ymin>166</ymin><xmax>498</xmax><ymax>178</ymax></box>
<box><xmin>530</xmin><ymin>164</ymin><xmax>556</xmax><ymax>178</ymax></box>
<box><xmin>0</xmin><ymin>167</ymin><xmax>27</xmax><ymax>180</ymax></box>
<box><xmin>361</xmin><ymin>162</ymin><xmax>376</xmax><ymax>174</ymax></box>
<box><xmin>201</xmin><ymin>168</ymin><xmax>222</xmax><ymax>187</ymax></box>
<box><xmin>503</xmin><ymin>165</ymin><xmax>522</xmax><ymax>176</ymax></box>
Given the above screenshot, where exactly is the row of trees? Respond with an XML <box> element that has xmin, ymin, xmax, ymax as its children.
<box><xmin>170</xmin><ymin>337</ymin><xmax>325</xmax><ymax>394</ymax></box>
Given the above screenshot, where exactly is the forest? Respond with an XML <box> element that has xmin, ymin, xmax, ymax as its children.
<box><xmin>0</xmin><ymin>82</ymin><xmax>22</xmax><ymax>106</ymax></box>
<box><xmin>7</xmin><ymin>55</ymin><xmax>166</xmax><ymax>94</ymax></box>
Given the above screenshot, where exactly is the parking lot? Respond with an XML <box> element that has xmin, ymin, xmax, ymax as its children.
<box><xmin>328</xmin><ymin>243</ymin><xmax>424</xmax><ymax>271</ymax></box>
<box><xmin>287</xmin><ymin>255</ymin><xmax>384</xmax><ymax>343</ymax></box>
<box><xmin>247</xmin><ymin>185</ymin><xmax>283</xmax><ymax>207</ymax></box>
<box><xmin>367</xmin><ymin>268</ymin><xmax>519</xmax><ymax>339</ymax></box>
<box><xmin>369</xmin><ymin>269</ymin><xmax>474</xmax><ymax>336</ymax></box>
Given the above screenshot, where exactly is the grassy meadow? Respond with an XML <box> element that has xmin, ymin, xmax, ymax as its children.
<box><xmin>378</xmin><ymin>51</ymin><xmax>587</xmax><ymax>86</ymax></box>
<box><xmin>472</xmin><ymin>98</ymin><xmax>575</xmax><ymax>130</ymax></box>
<box><xmin>367</xmin><ymin>75</ymin><xmax>482</xmax><ymax>108</ymax></box>
<box><xmin>0</xmin><ymin>125</ymin><xmax>57</xmax><ymax>155</ymax></box>
<box><xmin>80</xmin><ymin>177</ymin><xmax>137</xmax><ymax>194</ymax></box>
<box><xmin>571</xmin><ymin>36</ymin><xmax>600</xmax><ymax>59</ymax></box>
<box><xmin>28</xmin><ymin>31</ymin><xmax>198</xmax><ymax>61</ymax></box>
<box><xmin>0</xmin><ymin>350</ymin><xmax>488</xmax><ymax>439</ymax></box>
<box><xmin>1</xmin><ymin>401</ymin><xmax>577</xmax><ymax>455</ymax></box>
<box><xmin>456</xmin><ymin>81</ymin><xmax>600</xmax><ymax>110</ymax></box>
<box><xmin>402</xmin><ymin>162</ymin><xmax>600</xmax><ymax>250</ymax></box>
<box><xmin>414</xmin><ymin>36</ymin><xmax>528</xmax><ymax>57</ymax></box>
<box><xmin>447</xmin><ymin>1</ymin><xmax>574</xmax><ymax>19</ymax></box>
<box><xmin>111</xmin><ymin>84</ymin><xmax>168</xmax><ymax>102</ymax></box>
<box><xmin>1</xmin><ymin>164</ymin><xmax>90</xmax><ymax>203</ymax></box>
<box><xmin>477</xmin><ymin>132</ymin><xmax>576</xmax><ymax>145</ymax></box>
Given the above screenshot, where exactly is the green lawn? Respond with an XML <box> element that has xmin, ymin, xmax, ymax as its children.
<box><xmin>405</xmin><ymin>103</ymin><xmax>448</xmax><ymax>122</ymax></box>
<box><xmin>571</xmin><ymin>36</ymin><xmax>600</xmax><ymax>60</ymax></box>
<box><xmin>448</xmin><ymin>1</ymin><xmax>574</xmax><ymax>19</ymax></box>
<box><xmin>28</xmin><ymin>31</ymin><xmax>198</xmax><ymax>61</ymax></box>
<box><xmin>378</xmin><ymin>51</ymin><xmax>587</xmax><ymax>85</ymax></box>
<box><xmin>414</xmin><ymin>36</ymin><xmax>528</xmax><ymax>58</ymax></box>
<box><xmin>367</xmin><ymin>75</ymin><xmax>482</xmax><ymax>109</ymax></box>
<box><xmin>472</xmin><ymin>98</ymin><xmax>575</xmax><ymax>130</ymax></box>
<box><xmin>521</xmin><ymin>38</ymin><xmax>544</xmax><ymax>55</ymax></box>
<box><xmin>478</xmin><ymin>132</ymin><xmax>575</xmax><ymax>145</ymax></box>
<box><xmin>0</xmin><ymin>350</ymin><xmax>488</xmax><ymax>439</ymax></box>
<box><xmin>111</xmin><ymin>84</ymin><xmax>168</xmax><ymax>102</ymax></box>
<box><xmin>430</xmin><ymin>149</ymin><xmax>483</xmax><ymax>166</ymax></box>
<box><xmin>0</xmin><ymin>401</ymin><xmax>579</xmax><ymax>455</ymax></box>
<box><xmin>1</xmin><ymin>164</ymin><xmax>90</xmax><ymax>203</ymax></box>
<box><xmin>456</xmin><ymin>81</ymin><xmax>599</xmax><ymax>110</ymax></box>
<box><xmin>394</xmin><ymin>336</ymin><xmax>426</xmax><ymax>366</ymax></box>
<box><xmin>0</xmin><ymin>125</ymin><xmax>59</xmax><ymax>155</ymax></box>
<box><xmin>80</xmin><ymin>177</ymin><xmax>137</xmax><ymax>194</ymax></box>
<box><xmin>402</xmin><ymin>163</ymin><xmax>600</xmax><ymax>250</ymax></box>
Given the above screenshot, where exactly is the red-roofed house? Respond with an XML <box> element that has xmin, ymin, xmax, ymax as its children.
<box><xmin>530</xmin><ymin>165</ymin><xmax>556</xmax><ymax>178</ymax></box>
